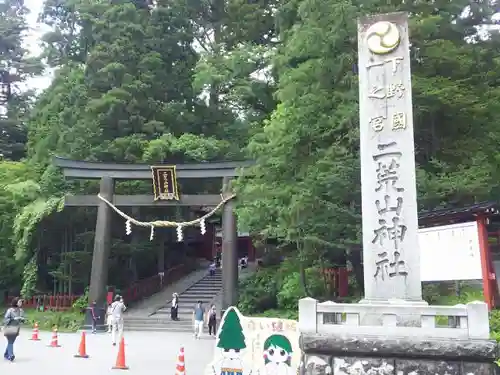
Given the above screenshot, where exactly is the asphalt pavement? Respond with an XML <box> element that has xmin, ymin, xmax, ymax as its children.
<box><xmin>0</xmin><ymin>329</ymin><xmax>214</xmax><ymax>374</ymax></box>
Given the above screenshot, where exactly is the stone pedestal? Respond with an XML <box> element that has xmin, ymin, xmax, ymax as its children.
<box><xmin>298</xmin><ymin>298</ymin><xmax>497</xmax><ymax>375</ymax></box>
<box><xmin>358</xmin><ymin>298</ymin><xmax>429</xmax><ymax>326</ymax></box>
<box><xmin>301</xmin><ymin>334</ymin><xmax>498</xmax><ymax>375</ymax></box>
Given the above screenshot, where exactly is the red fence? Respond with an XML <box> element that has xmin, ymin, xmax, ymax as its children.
<box><xmin>122</xmin><ymin>264</ymin><xmax>188</xmax><ymax>304</ymax></box>
<box><xmin>4</xmin><ymin>294</ymin><xmax>80</xmax><ymax>311</ymax></box>
<box><xmin>321</xmin><ymin>267</ymin><xmax>349</xmax><ymax>298</ymax></box>
<box><xmin>5</xmin><ymin>264</ymin><xmax>190</xmax><ymax>309</ymax></box>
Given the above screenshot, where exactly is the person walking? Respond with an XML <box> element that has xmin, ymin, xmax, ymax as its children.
<box><xmin>90</xmin><ymin>300</ymin><xmax>98</xmax><ymax>333</ymax></box>
<box><xmin>3</xmin><ymin>297</ymin><xmax>25</xmax><ymax>362</ymax></box>
<box><xmin>192</xmin><ymin>301</ymin><xmax>205</xmax><ymax>339</ymax></box>
<box><xmin>207</xmin><ymin>304</ymin><xmax>217</xmax><ymax>337</ymax></box>
<box><xmin>106</xmin><ymin>303</ymin><xmax>113</xmax><ymax>333</ymax></box>
<box><xmin>209</xmin><ymin>262</ymin><xmax>216</xmax><ymax>276</ymax></box>
<box><xmin>170</xmin><ymin>293</ymin><xmax>179</xmax><ymax>321</ymax></box>
<box><xmin>110</xmin><ymin>295</ymin><xmax>127</xmax><ymax>346</ymax></box>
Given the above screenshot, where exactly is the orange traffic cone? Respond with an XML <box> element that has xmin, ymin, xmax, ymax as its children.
<box><xmin>74</xmin><ymin>331</ymin><xmax>89</xmax><ymax>358</ymax></box>
<box><xmin>112</xmin><ymin>337</ymin><xmax>129</xmax><ymax>370</ymax></box>
<box><xmin>48</xmin><ymin>327</ymin><xmax>61</xmax><ymax>347</ymax></box>
<box><xmin>29</xmin><ymin>322</ymin><xmax>40</xmax><ymax>341</ymax></box>
<box><xmin>176</xmin><ymin>346</ymin><xmax>186</xmax><ymax>375</ymax></box>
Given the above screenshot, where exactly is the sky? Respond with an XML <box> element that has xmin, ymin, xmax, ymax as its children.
<box><xmin>24</xmin><ymin>0</ymin><xmax>53</xmax><ymax>92</ymax></box>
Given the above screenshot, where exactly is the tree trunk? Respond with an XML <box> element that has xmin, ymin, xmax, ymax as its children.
<box><xmin>297</xmin><ymin>242</ymin><xmax>311</xmax><ymax>297</ymax></box>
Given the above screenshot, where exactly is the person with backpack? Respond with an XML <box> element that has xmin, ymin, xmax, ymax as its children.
<box><xmin>3</xmin><ymin>297</ymin><xmax>25</xmax><ymax>361</ymax></box>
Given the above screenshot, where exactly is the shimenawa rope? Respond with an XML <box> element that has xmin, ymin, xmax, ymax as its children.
<box><xmin>96</xmin><ymin>193</ymin><xmax>236</xmax><ymax>228</ymax></box>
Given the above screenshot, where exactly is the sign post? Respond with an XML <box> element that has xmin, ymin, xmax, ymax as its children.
<box><xmin>151</xmin><ymin>166</ymin><xmax>180</xmax><ymax>201</ymax></box>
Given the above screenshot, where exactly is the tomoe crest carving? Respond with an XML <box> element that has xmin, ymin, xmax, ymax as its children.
<box><xmin>365</xmin><ymin>21</ymin><xmax>400</xmax><ymax>55</ymax></box>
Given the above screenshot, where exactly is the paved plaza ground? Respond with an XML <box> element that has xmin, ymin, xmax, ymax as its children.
<box><xmin>0</xmin><ymin>329</ymin><xmax>215</xmax><ymax>374</ymax></box>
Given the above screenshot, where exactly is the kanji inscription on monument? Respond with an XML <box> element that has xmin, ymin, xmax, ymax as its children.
<box><xmin>358</xmin><ymin>12</ymin><xmax>422</xmax><ymax>301</ymax></box>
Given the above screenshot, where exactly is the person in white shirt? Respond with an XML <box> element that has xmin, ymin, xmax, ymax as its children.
<box><xmin>106</xmin><ymin>304</ymin><xmax>113</xmax><ymax>333</ymax></box>
<box><xmin>209</xmin><ymin>262</ymin><xmax>216</xmax><ymax>276</ymax></box>
<box><xmin>110</xmin><ymin>295</ymin><xmax>127</xmax><ymax>346</ymax></box>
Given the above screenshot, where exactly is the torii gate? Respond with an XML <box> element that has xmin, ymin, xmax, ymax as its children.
<box><xmin>53</xmin><ymin>156</ymin><xmax>252</xmax><ymax>329</ymax></box>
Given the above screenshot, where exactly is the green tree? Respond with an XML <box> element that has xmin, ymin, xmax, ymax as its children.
<box><xmin>217</xmin><ymin>308</ymin><xmax>246</xmax><ymax>351</ymax></box>
<box><xmin>21</xmin><ymin>0</ymin><xmax>249</xmax><ymax>296</ymax></box>
<box><xmin>0</xmin><ymin>0</ymin><xmax>42</xmax><ymax>160</ymax></box>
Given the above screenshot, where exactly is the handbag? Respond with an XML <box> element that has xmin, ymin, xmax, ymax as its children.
<box><xmin>3</xmin><ymin>325</ymin><xmax>19</xmax><ymax>337</ymax></box>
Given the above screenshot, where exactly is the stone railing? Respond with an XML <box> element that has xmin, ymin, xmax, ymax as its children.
<box><xmin>299</xmin><ymin>297</ymin><xmax>490</xmax><ymax>339</ymax></box>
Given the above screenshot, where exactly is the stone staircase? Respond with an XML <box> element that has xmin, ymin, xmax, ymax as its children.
<box><xmin>126</xmin><ymin>268</ymin><xmax>222</xmax><ymax>332</ymax></box>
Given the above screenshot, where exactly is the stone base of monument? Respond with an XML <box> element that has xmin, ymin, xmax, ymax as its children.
<box><xmin>298</xmin><ymin>298</ymin><xmax>498</xmax><ymax>375</ymax></box>
<box><xmin>301</xmin><ymin>335</ymin><xmax>497</xmax><ymax>375</ymax></box>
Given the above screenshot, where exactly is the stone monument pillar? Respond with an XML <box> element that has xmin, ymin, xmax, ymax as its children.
<box><xmin>358</xmin><ymin>11</ymin><xmax>421</xmax><ymax>302</ymax></box>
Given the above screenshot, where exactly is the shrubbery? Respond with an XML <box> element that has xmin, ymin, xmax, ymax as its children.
<box><xmin>490</xmin><ymin>309</ymin><xmax>500</xmax><ymax>342</ymax></box>
<box><xmin>23</xmin><ymin>309</ymin><xmax>83</xmax><ymax>332</ymax></box>
<box><xmin>238</xmin><ymin>258</ymin><xmax>334</xmax><ymax>316</ymax></box>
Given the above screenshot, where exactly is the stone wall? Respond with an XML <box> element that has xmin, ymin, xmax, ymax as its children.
<box><xmin>298</xmin><ymin>298</ymin><xmax>498</xmax><ymax>375</ymax></box>
<box><xmin>301</xmin><ymin>334</ymin><xmax>498</xmax><ymax>375</ymax></box>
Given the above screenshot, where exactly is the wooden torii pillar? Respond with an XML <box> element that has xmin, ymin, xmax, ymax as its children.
<box><xmin>53</xmin><ymin>157</ymin><xmax>252</xmax><ymax>330</ymax></box>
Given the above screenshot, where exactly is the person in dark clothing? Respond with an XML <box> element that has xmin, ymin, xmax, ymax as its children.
<box><xmin>215</xmin><ymin>251</ymin><xmax>221</xmax><ymax>268</ymax></box>
<box><xmin>90</xmin><ymin>300</ymin><xmax>98</xmax><ymax>333</ymax></box>
<box><xmin>170</xmin><ymin>293</ymin><xmax>179</xmax><ymax>321</ymax></box>
<box><xmin>207</xmin><ymin>304</ymin><xmax>217</xmax><ymax>336</ymax></box>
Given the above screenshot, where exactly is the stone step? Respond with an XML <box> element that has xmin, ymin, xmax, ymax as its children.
<box><xmin>183</xmin><ymin>288</ymin><xmax>220</xmax><ymax>297</ymax></box>
<box><xmin>184</xmin><ymin>285</ymin><xmax>222</xmax><ymax>291</ymax></box>
<box><xmin>125</xmin><ymin>317</ymin><xmax>199</xmax><ymax>332</ymax></box>
<box><xmin>181</xmin><ymin>293</ymin><xmax>220</xmax><ymax>299</ymax></box>
<box><xmin>126</xmin><ymin>324</ymin><xmax>216</xmax><ymax>333</ymax></box>
<box><xmin>183</xmin><ymin>288</ymin><xmax>221</xmax><ymax>294</ymax></box>
<box><xmin>156</xmin><ymin>306</ymin><xmax>212</xmax><ymax>314</ymax></box>
<box><xmin>126</xmin><ymin>318</ymin><xmax>193</xmax><ymax>326</ymax></box>
<box><xmin>176</xmin><ymin>296</ymin><xmax>219</xmax><ymax>302</ymax></box>
<box><xmin>187</xmin><ymin>282</ymin><xmax>222</xmax><ymax>287</ymax></box>
<box><xmin>188</xmin><ymin>283</ymin><xmax>222</xmax><ymax>287</ymax></box>
<box><xmin>197</xmin><ymin>277</ymin><xmax>222</xmax><ymax>280</ymax></box>
<box><xmin>154</xmin><ymin>299</ymin><xmax>219</xmax><ymax>311</ymax></box>
<box><xmin>189</xmin><ymin>280</ymin><xmax>222</xmax><ymax>284</ymax></box>
<box><xmin>184</xmin><ymin>288</ymin><xmax>221</xmax><ymax>293</ymax></box>
<box><xmin>127</xmin><ymin>326</ymin><xmax>189</xmax><ymax>332</ymax></box>
<box><xmin>195</xmin><ymin>277</ymin><xmax>222</xmax><ymax>280</ymax></box>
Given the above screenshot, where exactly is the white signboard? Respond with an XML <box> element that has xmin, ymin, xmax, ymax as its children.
<box><xmin>419</xmin><ymin>221</ymin><xmax>482</xmax><ymax>282</ymax></box>
<box><xmin>205</xmin><ymin>307</ymin><xmax>300</xmax><ymax>375</ymax></box>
